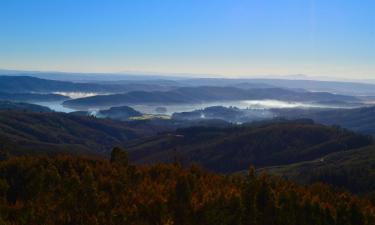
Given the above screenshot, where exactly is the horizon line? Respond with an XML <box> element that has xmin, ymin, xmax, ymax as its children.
<box><xmin>0</xmin><ymin>67</ymin><xmax>374</xmax><ymax>84</ymax></box>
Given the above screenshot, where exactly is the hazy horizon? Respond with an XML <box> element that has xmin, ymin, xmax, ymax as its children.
<box><xmin>2</xmin><ymin>67</ymin><xmax>375</xmax><ymax>84</ymax></box>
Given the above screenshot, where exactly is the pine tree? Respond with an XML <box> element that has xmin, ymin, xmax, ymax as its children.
<box><xmin>241</xmin><ymin>166</ymin><xmax>257</xmax><ymax>225</ymax></box>
<box><xmin>110</xmin><ymin>147</ymin><xmax>129</xmax><ymax>167</ymax></box>
<box><xmin>171</xmin><ymin>175</ymin><xmax>192</xmax><ymax>225</ymax></box>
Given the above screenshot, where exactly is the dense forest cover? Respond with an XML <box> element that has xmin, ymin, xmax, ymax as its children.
<box><xmin>127</xmin><ymin>120</ymin><xmax>373</xmax><ymax>173</ymax></box>
<box><xmin>0</xmin><ymin>101</ymin><xmax>52</xmax><ymax>113</ymax></box>
<box><xmin>0</xmin><ymin>149</ymin><xmax>374</xmax><ymax>225</ymax></box>
<box><xmin>274</xmin><ymin>106</ymin><xmax>375</xmax><ymax>136</ymax></box>
<box><xmin>0</xmin><ymin>111</ymin><xmax>169</xmax><ymax>156</ymax></box>
<box><xmin>263</xmin><ymin>144</ymin><xmax>375</xmax><ymax>194</ymax></box>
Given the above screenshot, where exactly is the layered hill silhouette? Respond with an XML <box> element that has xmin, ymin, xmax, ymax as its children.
<box><xmin>0</xmin><ymin>75</ymin><xmax>175</xmax><ymax>94</ymax></box>
<box><xmin>63</xmin><ymin>86</ymin><xmax>358</xmax><ymax>108</ymax></box>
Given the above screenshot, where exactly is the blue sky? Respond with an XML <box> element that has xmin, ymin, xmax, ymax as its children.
<box><xmin>0</xmin><ymin>0</ymin><xmax>374</xmax><ymax>79</ymax></box>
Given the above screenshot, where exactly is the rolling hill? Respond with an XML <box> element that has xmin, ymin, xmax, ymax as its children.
<box><xmin>0</xmin><ymin>101</ymin><xmax>52</xmax><ymax>112</ymax></box>
<box><xmin>0</xmin><ymin>111</ymin><xmax>167</xmax><ymax>156</ymax></box>
<box><xmin>262</xmin><ymin>144</ymin><xmax>375</xmax><ymax>193</ymax></box>
<box><xmin>126</xmin><ymin>120</ymin><xmax>373</xmax><ymax>173</ymax></box>
<box><xmin>274</xmin><ymin>106</ymin><xmax>375</xmax><ymax>136</ymax></box>
<box><xmin>0</xmin><ymin>92</ymin><xmax>69</xmax><ymax>102</ymax></box>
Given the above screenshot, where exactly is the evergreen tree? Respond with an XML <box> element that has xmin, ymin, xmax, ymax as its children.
<box><xmin>171</xmin><ymin>175</ymin><xmax>192</xmax><ymax>225</ymax></box>
<box><xmin>110</xmin><ymin>147</ymin><xmax>129</xmax><ymax>167</ymax></box>
<box><xmin>241</xmin><ymin>166</ymin><xmax>257</xmax><ymax>225</ymax></box>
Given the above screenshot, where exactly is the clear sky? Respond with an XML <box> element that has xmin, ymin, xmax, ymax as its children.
<box><xmin>0</xmin><ymin>0</ymin><xmax>374</xmax><ymax>79</ymax></box>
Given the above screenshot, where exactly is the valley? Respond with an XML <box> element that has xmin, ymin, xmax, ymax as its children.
<box><xmin>1</xmin><ymin>74</ymin><xmax>375</xmax><ymax>224</ymax></box>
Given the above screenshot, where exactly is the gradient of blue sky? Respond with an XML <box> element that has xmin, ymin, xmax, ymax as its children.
<box><xmin>0</xmin><ymin>0</ymin><xmax>374</xmax><ymax>78</ymax></box>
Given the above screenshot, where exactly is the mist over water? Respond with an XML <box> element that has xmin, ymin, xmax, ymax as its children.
<box><xmin>35</xmin><ymin>101</ymin><xmax>75</xmax><ymax>113</ymax></box>
<box><xmin>39</xmin><ymin>99</ymin><xmax>355</xmax><ymax>115</ymax></box>
<box><xmin>34</xmin><ymin>95</ymin><xmax>357</xmax><ymax>115</ymax></box>
<box><xmin>129</xmin><ymin>99</ymin><xmax>355</xmax><ymax>115</ymax></box>
<box><xmin>53</xmin><ymin>92</ymin><xmax>103</xmax><ymax>99</ymax></box>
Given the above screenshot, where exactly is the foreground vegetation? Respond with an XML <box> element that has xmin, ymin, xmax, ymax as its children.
<box><xmin>0</xmin><ymin>149</ymin><xmax>374</xmax><ymax>225</ymax></box>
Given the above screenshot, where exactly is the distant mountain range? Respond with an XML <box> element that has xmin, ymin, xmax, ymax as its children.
<box><xmin>3</xmin><ymin>72</ymin><xmax>375</xmax><ymax>96</ymax></box>
<box><xmin>182</xmin><ymin>78</ymin><xmax>375</xmax><ymax>95</ymax></box>
<box><xmin>0</xmin><ymin>75</ymin><xmax>176</xmax><ymax>94</ymax></box>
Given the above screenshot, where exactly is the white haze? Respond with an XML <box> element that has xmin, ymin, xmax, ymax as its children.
<box><xmin>53</xmin><ymin>92</ymin><xmax>103</xmax><ymax>99</ymax></box>
<box><xmin>36</xmin><ymin>99</ymin><xmax>356</xmax><ymax>116</ymax></box>
<box><xmin>127</xmin><ymin>100</ymin><xmax>353</xmax><ymax>116</ymax></box>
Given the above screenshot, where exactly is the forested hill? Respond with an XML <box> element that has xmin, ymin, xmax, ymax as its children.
<box><xmin>63</xmin><ymin>86</ymin><xmax>358</xmax><ymax>108</ymax></box>
<box><xmin>0</xmin><ymin>92</ymin><xmax>69</xmax><ymax>102</ymax></box>
<box><xmin>0</xmin><ymin>101</ymin><xmax>52</xmax><ymax>112</ymax></box>
<box><xmin>0</xmin><ymin>153</ymin><xmax>373</xmax><ymax>225</ymax></box>
<box><xmin>127</xmin><ymin>120</ymin><xmax>373</xmax><ymax>173</ymax></box>
<box><xmin>0</xmin><ymin>110</ymin><xmax>372</xmax><ymax>175</ymax></box>
<box><xmin>262</xmin><ymin>144</ymin><xmax>375</xmax><ymax>194</ymax></box>
<box><xmin>274</xmin><ymin>106</ymin><xmax>375</xmax><ymax>136</ymax></box>
<box><xmin>0</xmin><ymin>111</ymin><xmax>168</xmax><ymax>156</ymax></box>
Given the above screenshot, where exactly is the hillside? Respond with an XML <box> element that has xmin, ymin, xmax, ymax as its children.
<box><xmin>73</xmin><ymin>106</ymin><xmax>143</xmax><ymax>121</ymax></box>
<box><xmin>262</xmin><ymin>144</ymin><xmax>375</xmax><ymax>194</ymax></box>
<box><xmin>126</xmin><ymin>120</ymin><xmax>373</xmax><ymax>173</ymax></box>
<box><xmin>0</xmin><ymin>92</ymin><xmax>69</xmax><ymax>102</ymax></box>
<box><xmin>0</xmin><ymin>154</ymin><xmax>373</xmax><ymax>225</ymax></box>
<box><xmin>172</xmin><ymin>106</ymin><xmax>273</xmax><ymax>122</ymax></box>
<box><xmin>0</xmin><ymin>111</ymin><xmax>165</xmax><ymax>156</ymax></box>
<box><xmin>0</xmin><ymin>101</ymin><xmax>52</xmax><ymax>112</ymax></box>
<box><xmin>63</xmin><ymin>86</ymin><xmax>358</xmax><ymax>108</ymax></box>
<box><xmin>274</xmin><ymin>106</ymin><xmax>375</xmax><ymax>136</ymax></box>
